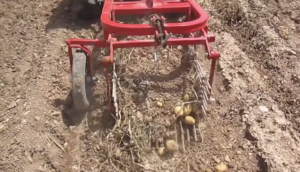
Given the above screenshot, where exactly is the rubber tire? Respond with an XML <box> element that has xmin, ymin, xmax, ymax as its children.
<box><xmin>72</xmin><ymin>51</ymin><xmax>89</xmax><ymax>110</ymax></box>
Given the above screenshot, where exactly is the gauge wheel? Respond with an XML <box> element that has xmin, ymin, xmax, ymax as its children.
<box><xmin>72</xmin><ymin>51</ymin><xmax>90</xmax><ymax>110</ymax></box>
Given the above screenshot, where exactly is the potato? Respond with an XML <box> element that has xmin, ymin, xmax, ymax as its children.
<box><xmin>215</xmin><ymin>164</ymin><xmax>228</xmax><ymax>172</ymax></box>
<box><xmin>183</xmin><ymin>93</ymin><xmax>189</xmax><ymax>101</ymax></box>
<box><xmin>174</xmin><ymin>106</ymin><xmax>184</xmax><ymax>116</ymax></box>
<box><xmin>157</xmin><ymin>147</ymin><xmax>166</xmax><ymax>156</ymax></box>
<box><xmin>157</xmin><ymin>101</ymin><xmax>163</xmax><ymax>108</ymax></box>
<box><xmin>183</xmin><ymin>104</ymin><xmax>192</xmax><ymax>116</ymax></box>
<box><xmin>184</xmin><ymin>116</ymin><xmax>195</xmax><ymax>125</ymax></box>
<box><xmin>165</xmin><ymin>140</ymin><xmax>179</xmax><ymax>152</ymax></box>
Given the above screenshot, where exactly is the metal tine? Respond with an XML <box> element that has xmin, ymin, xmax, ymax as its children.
<box><xmin>195</xmin><ymin>68</ymin><xmax>204</xmax><ymax>80</ymax></box>
<box><xmin>202</xmin><ymin>89</ymin><xmax>209</xmax><ymax>105</ymax></box>
<box><xmin>198</xmin><ymin>85</ymin><xmax>205</xmax><ymax>97</ymax></box>
<box><xmin>174</xmin><ymin>123</ymin><xmax>178</xmax><ymax>144</ymax></box>
<box><xmin>195</xmin><ymin>61</ymin><xmax>206</xmax><ymax>77</ymax></box>
<box><xmin>193</xmin><ymin>61</ymin><xmax>203</xmax><ymax>76</ymax></box>
<box><xmin>197</xmin><ymin>76</ymin><xmax>210</xmax><ymax>96</ymax></box>
<box><xmin>205</xmin><ymin>79</ymin><xmax>212</xmax><ymax>90</ymax></box>
<box><xmin>202</xmin><ymin>100</ymin><xmax>207</xmax><ymax>112</ymax></box>
<box><xmin>193</xmin><ymin>60</ymin><xmax>212</xmax><ymax>92</ymax></box>
<box><xmin>186</xmin><ymin>127</ymin><xmax>190</xmax><ymax>144</ymax></box>
<box><xmin>203</xmin><ymin>87</ymin><xmax>209</xmax><ymax>100</ymax></box>
<box><xmin>201</xmin><ymin>105</ymin><xmax>207</xmax><ymax>116</ymax></box>
<box><xmin>199</xmin><ymin>95</ymin><xmax>207</xmax><ymax>111</ymax></box>
<box><xmin>193</xmin><ymin>125</ymin><xmax>197</xmax><ymax>142</ymax></box>
<box><xmin>199</xmin><ymin>77</ymin><xmax>210</xmax><ymax>94</ymax></box>
<box><xmin>201</xmin><ymin>95</ymin><xmax>208</xmax><ymax>110</ymax></box>
<box><xmin>179</xmin><ymin>121</ymin><xmax>185</xmax><ymax>152</ymax></box>
<box><xmin>202</xmin><ymin>79</ymin><xmax>211</xmax><ymax>93</ymax></box>
<box><xmin>201</xmin><ymin>83</ymin><xmax>209</xmax><ymax>96</ymax></box>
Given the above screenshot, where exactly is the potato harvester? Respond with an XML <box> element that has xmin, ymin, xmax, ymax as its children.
<box><xmin>66</xmin><ymin>0</ymin><xmax>220</xmax><ymax>121</ymax></box>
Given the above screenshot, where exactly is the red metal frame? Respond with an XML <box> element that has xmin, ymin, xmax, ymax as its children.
<box><xmin>66</xmin><ymin>0</ymin><xmax>220</xmax><ymax>109</ymax></box>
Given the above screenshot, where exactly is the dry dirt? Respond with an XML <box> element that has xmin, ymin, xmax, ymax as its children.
<box><xmin>1</xmin><ymin>0</ymin><xmax>300</xmax><ymax>172</ymax></box>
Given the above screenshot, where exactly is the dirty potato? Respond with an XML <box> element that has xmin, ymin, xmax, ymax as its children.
<box><xmin>165</xmin><ymin>140</ymin><xmax>179</xmax><ymax>152</ymax></box>
<box><xmin>183</xmin><ymin>104</ymin><xmax>192</xmax><ymax>116</ymax></box>
<box><xmin>215</xmin><ymin>163</ymin><xmax>228</xmax><ymax>172</ymax></box>
<box><xmin>184</xmin><ymin>116</ymin><xmax>196</xmax><ymax>125</ymax></box>
<box><xmin>157</xmin><ymin>147</ymin><xmax>166</xmax><ymax>156</ymax></box>
<box><xmin>174</xmin><ymin>106</ymin><xmax>184</xmax><ymax>117</ymax></box>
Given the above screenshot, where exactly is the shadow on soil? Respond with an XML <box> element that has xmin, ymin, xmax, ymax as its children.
<box><xmin>53</xmin><ymin>90</ymin><xmax>116</xmax><ymax>132</ymax></box>
<box><xmin>45</xmin><ymin>0</ymin><xmax>102</xmax><ymax>31</ymax></box>
<box><xmin>256</xmin><ymin>155</ymin><xmax>269</xmax><ymax>172</ymax></box>
<box><xmin>46</xmin><ymin>0</ymin><xmax>186</xmax><ymax>32</ymax></box>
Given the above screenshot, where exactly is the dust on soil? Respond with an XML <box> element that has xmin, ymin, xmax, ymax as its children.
<box><xmin>0</xmin><ymin>0</ymin><xmax>300</xmax><ymax>172</ymax></box>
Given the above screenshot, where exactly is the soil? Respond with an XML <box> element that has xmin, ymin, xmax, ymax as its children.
<box><xmin>0</xmin><ymin>0</ymin><xmax>300</xmax><ymax>172</ymax></box>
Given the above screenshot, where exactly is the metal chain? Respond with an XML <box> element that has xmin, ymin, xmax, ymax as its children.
<box><xmin>152</xmin><ymin>33</ymin><xmax>172</xmax><ymax>62</ymax></box>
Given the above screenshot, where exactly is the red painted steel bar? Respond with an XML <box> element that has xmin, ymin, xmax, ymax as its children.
<box><xmin>113</xmin><ymin>2</ymin><xmax>190</xmax><ymax>14</ymax></box>
<box><xmin>67</xmin><ymin>36</ymin><xmax>216</xmax><ymax>48</ymax></box>
<box><xmin>101</xmin><ymin>0</ymin><xmax>209</xmax><ymax>35</ymax></box>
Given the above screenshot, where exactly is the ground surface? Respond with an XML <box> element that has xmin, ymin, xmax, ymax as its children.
<box><xmin>0</xmin><ymin>0</ymin><xmax>300</xmax><ymax>172</ymax></box>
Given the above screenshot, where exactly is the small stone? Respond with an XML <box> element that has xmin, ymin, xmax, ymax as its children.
<box><xmin>0</xmin><ymin>124</ymin><xmax>5</xmax><ymax>131</ymax></box>
<box><xmin>199</xmin><ymin>122</ymin><xmax>207</xmax><ymax>130</ymax></box>
<box><xmin>259</xmin><ymin>106</ymin><xmax>269</xmax><ymax>112</ymax></box>
<box><xmin>115</xmin><ymin>148</ymin><xmax>122</xmax><ymax>158</ymax></box>
<box><xmin>242</xmin><ymin>143</ymin><xmax>248</xmax><ymax>150</ymax></box>
<box><xmin>51</xmin><ymin>111</ymin><xmax>61</xmax><ymax>116</ymax></box>
<box><xmin>237</xmin><ymin>150</ymin><xmax>242</xmax><ymax>154</ymax></box>
<box><xmin>177</xmin><ymin>45</ymin><xmax>182</xmax><ymax>51</ymax></box>
<box><xmin>34</xmin><ymin>116</ymin><xmax>40</xmax><ymax>121</ymax></box>
<box><xmin>247</xmin><ymin>141</ymin><xmax>252</xmax><ymax>146</ymax></box>
<box><xmin>224</xmin><ymin>155</ymin><xmax>230</xmax><ymax>162</ymax></box>
<box><xmin>7</xmin><ymin>101</ymin><xmax>17</xmax><ymax>109</ymax></box>
<box><xmin>242</xmin><ymin>116</ymin><xmax>247</xmax><ymax>122</ymax></box>
<box><xmin>140</xmin><ymin>51</ymin><xmax>147</xmax><ymax>57</ymax></box>
<box><xmin>69</xmin><ymin>126</ymin><xmax>76</xmax><ymax>130</ymax></box>
<box><xmin>136</xmin><ymin>111</ymin><xmax>143</xmax><ymax>121</ymax></box>
<box><xmin>27</xmin><ymin>154</ymin><xmax>33</xmax><ymax>163</ymax></box>
<box><xmin>144</xmin><ymin>115</ymin><xmax>152</xmax><ymax>122</ymax></box>
<box><xmin>212</xmin><ymin>156</ymin><xmax>221</xmax><ymax>163</ymax></box>
<box><xmin>147</xmin><ymin>54</ymin><xmax>152</xmax><ymax>59</ymax></box>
